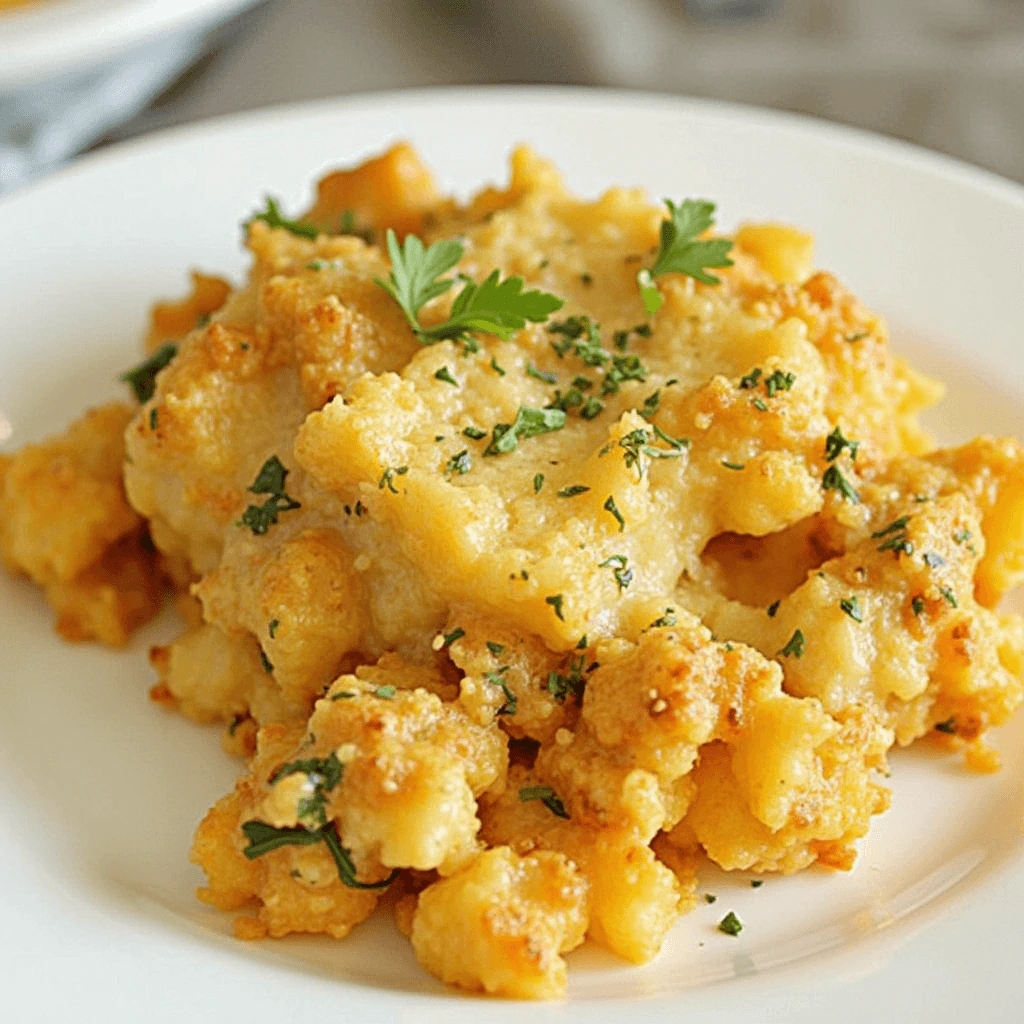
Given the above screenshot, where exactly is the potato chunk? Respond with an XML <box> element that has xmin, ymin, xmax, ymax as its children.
<box><xmin>0</xmin><ymin>403</ymin><xmax>162</xmax><ymax>644</ymax></box>
<box><xmin>410</xmin><ymin>847</ymin><xmax>588</xmax><ymax>999</ymax></box>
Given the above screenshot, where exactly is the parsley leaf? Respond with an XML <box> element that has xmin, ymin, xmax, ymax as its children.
<box><xmin>121</xmin><ymin>343</ymin><xmax>177</xmax><ymax>403</ymax></box>
<box><xmin>247</xmin><ymin>197</ymin><xmax>318</xmax><ymax>239</ymax></box>
<box><xmin>545</xmin><ymin>594</ymin><xmax>565</xmax><ymax>620</ymax></box>
<box><xmin>238</xmin><ymin>456</ymin><xmax>301</xmax><ymax>535</ymax></box>
<box><xmin>839</xmin><ymin>596</ymin><xmax>863</xmax><ymax>622</ymax></box>
<box><xmin>518</xmin><ymin>785</ymin><xmax>570</xmax><ymax>819</ymax></box>
<box><xmin>718</xmin><ymin>911</ymin><xmax>743</xmax><ymax>936</ymax></box>
<box><xmin>822</xmin><ymin>465</ymin><xmax>860</xmax><ymax>503</ymax></box>
<box><xmin>779</xmin><ymin>629</ymin><xmax>805</xmax><ymax>658</ymax></box>
<box><xmin>375</xmin><ymin>230</ymin><xmax>563</xmax><ymax>345</ymax></box>
<box><xmin>484</xmin><ymin>407</ymin><xmax>566</xmax><ymax>455</ymax></box>
<box><xmin>241</xmin><ymin>820</ymin><xmax>398</xmax><ymax>890</ymax></box>
<box><xmin>638</xmin><ymin>199</ymin><xmax>734</xmax><ymax>313</ymax></box>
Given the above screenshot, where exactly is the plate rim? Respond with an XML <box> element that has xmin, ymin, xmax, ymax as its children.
<box><xmin>2</xmin><ymin>84</ymin><xmax>1024</xmax><ymax>208</ymax></box>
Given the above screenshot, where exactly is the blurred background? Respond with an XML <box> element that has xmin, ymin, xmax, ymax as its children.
<box><xmin>3</xmin><ymin>0</ymin><xmax>1024</xmax><ymax>194</ymax></box>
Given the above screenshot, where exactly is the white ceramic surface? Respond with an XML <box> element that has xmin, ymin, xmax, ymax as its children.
<box><xmin>1</xmin><ymin>88</ymin><xmax>1023</xmax><ymax>1024</ymax></box>
<box><xmin>0</xmin><ymin>0</ymin><xmax>258</xmax><ymax>89</ymax></box>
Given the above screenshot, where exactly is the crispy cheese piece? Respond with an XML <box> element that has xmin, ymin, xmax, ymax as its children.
<box><xmin>410</xmin><ymin>846</ymin><xmax>588</xmax><ymax>999</ymax></box>
<box><xmin>0</xmin><ymin>403</ymin><xmax>162</xmax><ymax>644</ymax></box>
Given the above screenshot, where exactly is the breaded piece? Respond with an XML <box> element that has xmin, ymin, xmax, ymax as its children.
<box><xmin>303</xmin><ymin>141</ymin><xmax>443</xmax><ymax>240</ymax></box>
<box><xmin>192</xmin><ymin>723</ymin><xmax>382</xmax><ymax>940</ymax></box>
<box><xmin>144</xmin><ymin>271</ymin><xmax>231</xmax><ymax>354</ymax></box>
<box><xmin>479</xmin><ymin>764</ymin><xmax>689</xmax><ymax>965</ymax></box>
<box><xmin>193</xmin><ymin>659</ymin><xmax>508</xmax><ymax>942</ymax></box>
<box><xmin>0</xmin><ymin>403</ymin><xmax>162</xmax><ymax>645</ymax></box>
<box><xmin>410</xmin><ymin>846</ymin><xmax>588</xmax><ymax>999</ymax></box>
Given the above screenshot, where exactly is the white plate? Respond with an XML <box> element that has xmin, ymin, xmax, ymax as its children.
<box><xmin>1</xmin><ymin>88</ymin><xmax>1023</xmax><ymax>1023</ymax></box>
<box><xmin>0</xmin><ymin>0</ymin><xmax>258</xmax><ymax>89</ymax></box>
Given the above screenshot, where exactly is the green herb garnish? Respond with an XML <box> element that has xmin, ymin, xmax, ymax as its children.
<box><xmin>518</xmin><ymin>785</ymin><xmax>570</xmax><ymax>819</ymax></box>
<box><xmin>824</xmin><ymin>426</ymin><xmax>859</xmax><ymax>462</ymax></box>
<box><xmin>247</xmin><ymin>197</ymin><xmax>318</xmax><ymax>239</ymax></box>
<box><xmin>822</xmin><ymin>465</ymin><xmax>860</xmax><ymax>503</ymax></box>
<box><xmin>780</xmin><ymin>629</ymin><xmax>805</xmax><ymax>658</ymax></box>
<box><xmin>839</xmin><ymin>596</ymin><xmax>863</xmax><ymax>622</ymax></box>
<box><xmin>637</xmin><ymin>199</ymin><xmax>734</xmax><ymax>313</ymax></box>
<box><xmin>545</xmin><ymin>594</ymin><xmax>565</xmax><ymax>621</ymax></box>
<box><xmin>604</xmin><ymin>495</ymin><xmax>625</xmax><ymax>532</ymax></box>
<box><xmin>445</xmin><ymin>449</ymin><xmax>471</xmax><ymax>476</ymax></box>
<box><xmin>241</xmin><ymin>820</ymin><xmax>397</xmax><ymax>890</ymax></box>
<box><xmin>375</xmin><ymin>231</ymin><xmax>563</xmax><ymax>344</ymax></box>
<box><xmin>378</xmin><ymin>465</ymin><xmax>409</xmax><ymax>493</ymax></box>
<box><xmin>718</xmin><ymin>911</ymin><xmax>743</xmax><ymax>936</ymax></box>
<box><xmin>238</xmin><ymin>455</ymin><xmax>301</xmax><ymax>535</ymax></box>
<box><xmin>484</xmin><ymin>406</ymin><xmax>566</xmax><ymax>456</ymax></box>
<box><xmin>434</xmin><ymin>366</ymin><xmax>458</xmax><ymax>386</ymax></box>
<box><xmin>121</xmin><ymin>343</ymin><xmax>177</xmax><ymax>403</ymax></box>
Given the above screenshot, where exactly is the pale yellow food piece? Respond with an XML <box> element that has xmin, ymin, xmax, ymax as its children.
<box><xmin>479</xmin><ymin>764</ymin><xmax>688</xmax><ymax>964</ymax></box>
<box><xmin>410</xmin><ymin>846</ymin><xmax>588</xmax><ymax>999</ymax></box>
<box><xmin>0</xmin><ymin>403</ymin><xmax>163</xmax><ymax>644</ymax></box>
<box><xmin>735</xmin><ymin>223</ymin><xmax>815</xmax><ymax>285</ymax></box>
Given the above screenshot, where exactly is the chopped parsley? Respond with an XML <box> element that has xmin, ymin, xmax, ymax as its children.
<box><xmin>463</xmin><ymin>425</ymin><xmax>487</xmax><ymax>440</ymax></box>
<box><xmin>434</xmin><ymin>366</ymin><xmax>459</xmax><ymax>386</ymax></box>
<box><xmin>241</xmin><ymin>820</ymin><xmax>397</xmax><ymax>890</ymax></box>
<box><xmin>485</xmin><ymin>406</ymin><xmax>566</xmax><ymax>455</ymax></box>
<box><xmin>269</xmin><ymin>752</ymin><xmax>343</xmax><ymax>829</ymax></box>
<box><xmin>445</xmin><ymin>449</ymin><xmax>471</xmax><ymax>476</ymax></box>
<box><xmin>839</xmin><ymin>596</ymin><xmax>863</xmax><ymax>622</ymax></box>
<box><xmin>557</xmin><ymin>484</ymin><xmax>590</xmax><ymax>498</ymax></box>
<box><xmin>238</xmin><ymin>455</ymin><xmax>301</xmax><ymax>535</ymax></box>
<box><xmin>824</xmin><ymin>426</ymin><xmax>859</xmax><ymax>462</ymax></box>
<box><xmin>752</xmin><ymin>397</ymin><xmax>768</xmax><ymax>412</ymax></box>
<box><xmin>486</xmin><ymin>641</ymin><xmax>505</xmax><ymax>656</ymax></box>
<box><xmin>739</xmin><ymin>368</ymin><xmax>762</xmax><ymax>390</ymax></box>
<box><xmin>764</xmin><ymin>370</ymin><xmax>796</xmax><ymax>397</ymax></box>
<box><xmin>534</xmin><ymin>473</ymin><xmax>545</xmax><ymax>493</ymax></box>
<box><xmin>872</xmin><ymin>516</ymin><xmax>910</xmax><ymax>539</ymax></box>
<box><xmin>441</xmin><ymin>627</ymin><xmax>465</xmax><ymax>647</ymax></box>
<box><xmin>518</xmin><ymin>785</ymin><xmax>570</xmax><ymax>819</ymax></box>
<box><xmin>704</xmin><ymin>893</ymin><xmax>717</xmax><ymax>904</ymax></box>
<box><xmin>779</xmin><ymin>629</ymin><xmax>805</xmax><ymax>658</ymax></box>
<box><xmin>599</xmin><ymin>554</ymin><xmax>633</xmax><ymax>591</ymax></box>
<box><xmin>545</xmin><ymin>594</ymin><xmax>565</xmax><ymax>621</ymax></box>
<box><xmin>378</xmin><ymin>465</ymin><xmax>409</xmax><ymax>493</ymax></box>
<box><xmin>923</xmin><ymin>552</ymin><xmax>946</xmax><ymax>569</ymax></box>
<box><xmin>721</xmin><ymin>460</ymin><xmax>745</xmax><ymax>471</ymax></box>
<box><xmin>547</xmin><ymin>654</ymin><xmax>587</xmax><ymax>702</ymax></box>
<box><xmin>718</xmin><ymin>911</ymin><xmax>743</xmax><ymax>936</ymax></box>
<box><xmin>374</xmin><ymin>685</ymin><xmax>397</xmax><ymax>700</ymax></box>
<box><xmin>375</xmin><ymin>230</ymin><xmax>563</xmax><ymax>345</ymax></box>
<box><xmin>490</xmin><ymin>356</ymin><xmax>506</xmax><ymax>376</ymax></box>
<box><xmin>637</xmin><ymin>199</ymin><xmax>734</xmax><ymax>313</ymax></box>
<box><xmin>486</xmin><ymin>669</ymin><xmax>517</xmax><ymax>715</ymax></box>
<box><xmin>613</xmin><ymin>426</ymin><xmax>686</xmax><ymax>478</ymax></box>
<box><xmin>640</xmin><ymin>390</ymin><xmax>661</xmax><ymax>420</ymax></box>
<box><xmin>650</xmin><ymin>608</ymin><xmax>678</xmax><ymax>629</ymax></box>
<box><xmin>912</xmin><ymin>596</ymin><xmax>926</xmax><ymax>616</ymax></box>
<box><xmin>268</xmin><ymin>619</ymin><xmax>279</xmax><ymax>639</ymax></box>
<box><xmin>767</xmin><ymin>600</ymin><xmax>780</xmax><ymax>617</ymax></box>
<box><xmin>934</xmin><ymin>717</ymin><xmax>957</xmax><ymax>734</ymax></box>
<box><xmin>603</xmin><ymin>495</ymin><xmax>625</xmax><ymax>531</ymax></box>
<box><xmin>526</xmin><ymin>364</ymin><xmax>558</xmax><ymax>384</ymax></box>
<box><xmin>822</xmin><ymin>465</ymin><xmax>860</xmax><ymax>503</ymax></box>
<box><xmin>939</xmin><ymin>586</ymin><xmax>958</xmax><ymax>608</ymax></box>
<box><xmin>246</xmin><ymin>197</ymin><xmax>318</xmax><ymax>239</ymax></box>
<box><xmin>121</xmin><ymin>343</ymin><xmax>177</xmax><ymax>403</ymax></box>
<box><xmin>259</xmin><ymin>649</ymin><xmax>274</xmax><ymax>675</ymax></box>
